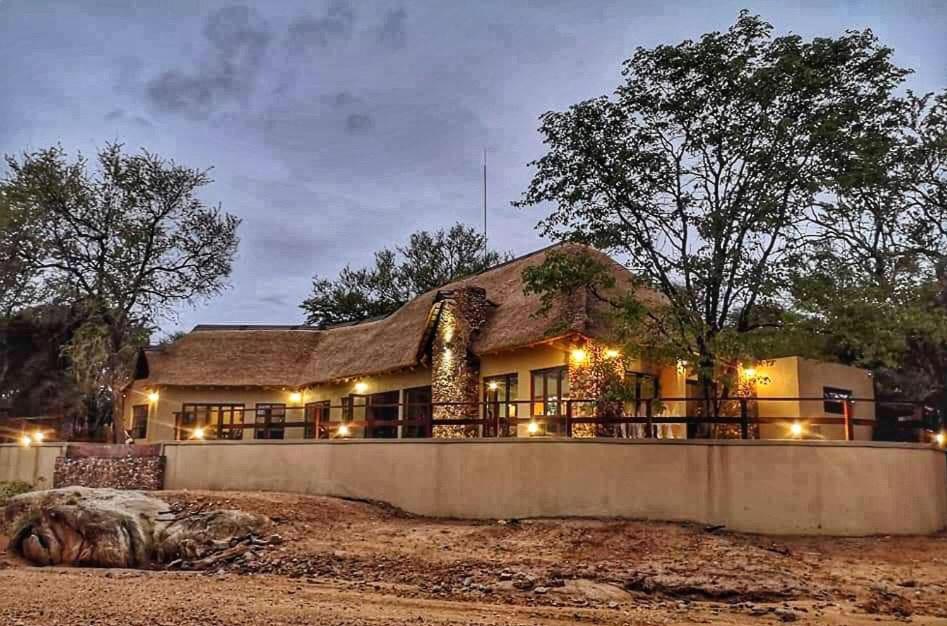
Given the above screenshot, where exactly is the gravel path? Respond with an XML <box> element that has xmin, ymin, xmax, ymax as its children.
<box><xmin>2</xmin><ymin>490</ymin><xmax>946</xmax><ymax>625</ymax></box>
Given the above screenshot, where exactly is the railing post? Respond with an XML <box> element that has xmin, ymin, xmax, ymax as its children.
<box><xmin>740</xmin><ymin>398</ymin><xmax>748</xmax><ymax>440</ymax></box>
<box><xmin>494</xmin><ymin>402</ymin><xmax>501</xmax><ymax>438</ymax></box>
<box><xmin>843</xmin><ymin>399</ymin><xmax>854</xmax><ymax>441</ymax></box>
<box><xmin>565</xmin><ymin>400</ymin><xmax>573</xmax><ymax>438</ymax></box>
<box><xmin>645</xmin><ymin>399</ymin><xmax>653</xmax><ymax>439</ymax></box>
<box><xmin>314</xmin><ymin>406</ymin><xmax>321</xmax><ymax>440</ymax></box>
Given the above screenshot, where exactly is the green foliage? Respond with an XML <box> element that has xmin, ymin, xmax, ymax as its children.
<box><xmin>301</xmin><ymin>223</ymin><xmax>511</xmax><ymax>327</ymax></box>
<box><xmin>518</xmin><ymin>12</ymin><xmax>937</xmax><ymax>403</ymax></box>
<box><xmin>0</xmin><ymin>143</ymin><xmax>240</xmax><ymax>437</ymax></box>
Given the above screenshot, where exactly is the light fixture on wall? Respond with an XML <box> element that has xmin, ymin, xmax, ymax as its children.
<box><xmin>789</xmin><ymin>421</ymin><xmax>804</xmax><ymax>439</ymax></box>
<box><xmin>147</xmin><ymin>390</ymin><xmax>160</xmax><ymax>403</ymax></box>
<box><xmin>19</xmin><ymin>434</ymin><xmax>31</xmax><ymax>448</ymax></box>
<box><xmin>527</xmin><ymin>420</ymin><xmax>540</xmax><ymax>435</ymax></box>
<box><xmin>354</xmin><ymin>381</ymin><xmax>368</xmax><ymax>394</ymax></box>
<box><xmin>935</xmin><ymin>432</ymin><xmax>945</xmax><ymax>447</ymax></box>
<box><xmin>192</xmin><ymin>427</ymin><xmax>206</xmax><ymax>440</ymax></box>
<box><xmin>604</xmin><ymin>348</ymin><xmax>621</xmax><ymax>359</ymax></box>
<box><xmin>741</xmin><ymin>366</ymin><xmax>757</xmax><ymax>380</ymax></box>
<box><xmin>289</xmin><ymin>391</ymin><xmax>303</xmax><ymax>404</ymax></box>
<box><xmin>33</xmin><ymin>431</ymin><xmax>45</xmax><ymax>443</ymax></box>
<box><xmin>487</xmin><ymin>381</ymin><xmax>498</xmax><ymax>391</ymax></box>
<box><xmin>337</xmin><ymin>424</ymin><xmax>351</xmax><ymax>437</ymax></box>
<box><xmin>570</xmin><ymin>348</ymin><xmax>588</xmax><ymax>364</ymax></box>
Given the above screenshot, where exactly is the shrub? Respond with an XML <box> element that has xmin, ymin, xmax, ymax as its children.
<box><xmin>0</xmin><ymin>481</ymin><xmax>32</xmax><ymax>507</ymax></box>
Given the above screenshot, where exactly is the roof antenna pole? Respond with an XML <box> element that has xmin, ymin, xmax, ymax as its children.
<box><xmin>482</xmin><ymin>148</ymin><xmax>487</xmax><ymax>266</ymax></box>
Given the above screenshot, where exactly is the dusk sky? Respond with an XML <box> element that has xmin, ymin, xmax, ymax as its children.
<box><xmin>2</xmin><ymin>1</ymin><xmax>946</xmax><ymax>335</ymax></box>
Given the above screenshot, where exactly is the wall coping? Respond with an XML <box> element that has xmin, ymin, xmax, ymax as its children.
<box><xmin>156</xmin><ymin>438</ymin><xmax>942</xmax><ymax>452</ymax></box>
<box><xmin>3</xmin><ymin>440</ymin><xmax>940</xmax><ymax>453</ymax></box>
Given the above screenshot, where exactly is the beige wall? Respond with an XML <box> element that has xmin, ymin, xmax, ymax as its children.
<box><xmin>755</xmin><ymin>357</ymin><xmax>875</xmax><ymax>441</ymax></box>
<box><xmin>0</xmin><ymin>443</ymin><xmax>64</xmax><ymax>488</ymax></box>
<box><xmin>162</xmin><ymin>439</ymin><xmax>947</xmax><ymax>536</ymax></box>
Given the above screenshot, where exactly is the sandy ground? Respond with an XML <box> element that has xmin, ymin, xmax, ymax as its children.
<box><xmin>2</xmin><ymin>490</ymin><xmax>947</xmax><ymax>625</ymax></box>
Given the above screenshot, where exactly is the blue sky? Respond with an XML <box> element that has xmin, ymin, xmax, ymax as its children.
<box><xmin>2</xmin><ymin>0</ymin><xmax>946</xmax><ymax>334</ymax></box>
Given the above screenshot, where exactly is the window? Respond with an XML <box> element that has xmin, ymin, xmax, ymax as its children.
<box><xmin>367</xmin><ymin>391</ymin><xmax>399</xmax><ymax>438</ymax></box>
<box><xmin>823</xmin><ymin>387</ymin><xmax>852</xmax><ymax>415</ymax></box>
<box><xmin>484</xmin><ymin>374</ymin><xmax>518</xmax><ymax>437</ymax></box>
<box><xmin>255</xmin><ymin>404</ymin><xmax>286</xmax><ymax>440</ymax></box>
<box><xmin>304</xmin><ymin>401</ymin><xmax>330</xmax><ymax>439</ymax></box>
<box><xmin>178</xmin><ymin>404</ymin><xmax>244</xmax><ymax>440</ymax></box>
<box><xmin>130</xmin><ymin>405</ymin><xmax>148</xmax><ymax>440</ymax></box>
<box><xmin>531</xmin><ymin>367</ymin><xmax>569</xmax><ymax>435</ymax></box>
<box><xmin>403</xmin><ymin>386</ymin><xmax>432</xmax><ymax>438</ymax></box>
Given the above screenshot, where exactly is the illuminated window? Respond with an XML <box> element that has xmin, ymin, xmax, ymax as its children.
<box><xmin>179</xmin><ymin>404</ymin><xmax>244</xmax><ymax>440</ymax></box>
<box><xmin>531</xmin><ymin>367</ymin><xmax>568</xmax><ymax>435</ymax></box>
<box><xmin>484</xmin><ymin>374</ymin><xmax>518</xmax><ymax>437</ymax></box>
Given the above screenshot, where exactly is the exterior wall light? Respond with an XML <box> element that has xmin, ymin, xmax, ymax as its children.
<box><xmin>289</xmin><ymin>391</ymin><xmax>303</xmax><ymax>405</ymax></box>
<box><xmin>33</xmin><ymin>431</ymin><xmax>45</xmax><ymax>443</ymax></box>
<box><xmin>742</xmin><ymin>367</ymin><xmax>757</xmax><ymax>380</ymax></box>
<box><xmin>354</xmin><ymin>381</ymin><xmax>368</xmax><ymax>394</ymax></box>
<box><xmin>337</xmin><ymin>424</ymin><xmax>351</xmax><ymax>437</ymax></box>
<box><xmin>570</xmin><ymin>348</ymin><xmax>588</xmax><ymax>364</ymax></box>
<box><xmin>192</xmin><ymin>427</ymin><xmax>206</xmax><ymax>440</ymax></box>
<box><xmin>935</xmin><ymin>432</ymin><xmax>945</xmax><ymax>447</ymax></box>
<box><xmin>19</xmin><ymin>434</ymin><xmax>31</xmax><ymax>448</ymax></box>
<box><xmin>604</xmin><ymin>348</ymin><xmax>621</xmax><ymax>359</ymax></box>
<box><xmin>789</xmin><ymin>421</ymin><xmax>803</xmax><ymax>438</ymax></box>
<box><xmin>147</xmin><ymin>390</ymin><xmax>160</xmax><ymax>403</ymax></box>
<box><xmin>487</xmin><ymin>381</ymin><xmax>498</xmax><ymax>391</ymax></box>
<box><xmin>527</xmin><ymin>420</ymin><xmax>540</xmax><ymax>435</ymax></box>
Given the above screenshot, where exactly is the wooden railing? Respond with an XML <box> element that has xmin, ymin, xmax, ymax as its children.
<box><xmin>170</xmin><ymin>397</ymin><xmax>938</xmax><ymax>444</ymax></box>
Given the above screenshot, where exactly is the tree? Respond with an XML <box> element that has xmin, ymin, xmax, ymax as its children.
<box><xmin>794</xmin><ymin>89</ymin><xmax>947</xmax><ymax>423</ymax></box>
<box><xmin>301</xmin><ymin>223</ymin><xmax>510</xmax><ymax>327</ymax></box>
<box><xmin>1</xmin><ymin>144</ymin><xmax>240</xmax><ymax>439</ymax></box>
<box><xmin>517</xmin><ymin>13</ymin><xmax>912</xmax><ymax>408</ymax></box>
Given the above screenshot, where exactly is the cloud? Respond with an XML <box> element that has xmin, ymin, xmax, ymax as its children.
<box><xmin>145</xmin><ymin>5</ymin><xmax>272</xmax><ymax>118</ymax></box>
<box><xmin>285</xmin><ymin>1</ymin><xmax>355</xmax><ymax>53</ymax></box>
<box><xmin>377</xmin><ymin>8</ymin><xmax>407</xmax><ymax>50</ymax></box>
<box><xmin>344</xmin><ymin>112</ymin><xmax>374</xmax><ymax>133</ymax></box>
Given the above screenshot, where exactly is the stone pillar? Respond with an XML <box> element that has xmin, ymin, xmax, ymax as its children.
<box><xmin>568</xmin><ymin>341</ymin><xmax>625</xmax><ymax>438</ymax></box>
<box><xmin>431</xmin><ymin>287</ymin><xmax>488</xmax><ymax>438</ymax></box>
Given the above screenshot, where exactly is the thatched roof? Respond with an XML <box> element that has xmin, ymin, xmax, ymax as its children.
<box><xmin>135</xmin><ymin>244</ymin><xmax>659</xmax><ymax>388</ymax></box>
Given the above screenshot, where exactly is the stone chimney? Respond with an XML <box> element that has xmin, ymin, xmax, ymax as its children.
<box><xmin>430</xmin><ymin>287</ymin><xmax>488</xmax><ymax>438</ymax></box>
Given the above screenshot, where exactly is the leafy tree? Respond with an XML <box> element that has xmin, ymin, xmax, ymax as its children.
<box><xmin>301</xmin><ymin>223</ymin><xmax>510</xmax><ymax>327</ymax></box>
<box><xmin>517</xmin><ymin>13</ymin><xmax>912</xmax><ymax>407</ymax></box>
<box><xmin>1</xmin><ymin>143</ymin><xmax>240</xmax><ymax>439</ymax></box>
<box><xmin>795</xmin><ymin>89</ymin><xmax>947</xmax><ymax>422</ymax></box>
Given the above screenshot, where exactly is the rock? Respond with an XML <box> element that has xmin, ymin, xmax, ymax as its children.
<box><xmin>4</xmin><ymin>487</ymin><xmax>268</xmax><ymax>569</ymax></box>
<box><xmin>774</xmin><ymin>608</ymin><xmax>798</xmax><ymax>622</ymax></box>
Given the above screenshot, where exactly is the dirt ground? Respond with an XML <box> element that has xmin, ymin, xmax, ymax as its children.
<box><xmin>2</xmin><ymin>490</ymin><xmax>947</xmax><ymax>625</ymax></box>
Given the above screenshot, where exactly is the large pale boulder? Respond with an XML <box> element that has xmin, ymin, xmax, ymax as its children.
<box><xmin>4</xmin><ymin>487</ymin><xmax>267</xmax><ymax>568</ymax></box>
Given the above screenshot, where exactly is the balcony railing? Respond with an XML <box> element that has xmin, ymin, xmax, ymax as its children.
<box><xmin>170</xmin><ymin>396</ymin><xmax>938</xmax><ymax>444</ymax></box>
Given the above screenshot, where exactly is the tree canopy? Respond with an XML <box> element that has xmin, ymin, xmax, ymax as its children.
<box><xmin>0</xmin><ymin>143</ymin><xmax>240</xmax><ymax>437</ymax></box>
<box><xmin>518</xmin><ymin>12</ymin><xmax>946</xmax><ymax>406</ymax></box>
<box><xmin>301</xmin><ymin>223</ymin><xmax>510</xmax><ymax>327</ymax></box>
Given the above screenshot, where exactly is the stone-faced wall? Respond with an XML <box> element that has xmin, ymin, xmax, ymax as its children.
<box><xmin>431</xmin><ymin>287</ymin><xmax>489</xmax><ymax>438</ymax></box>
<box><xmin>568</xmin><ymin>341</ymin><xmax>627</xmax><ymax>438</ymax></box>
<box><xmin>53</xmin><ymin>444</ymin><xmax>165</xmax><ymax>490</ymax></box>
